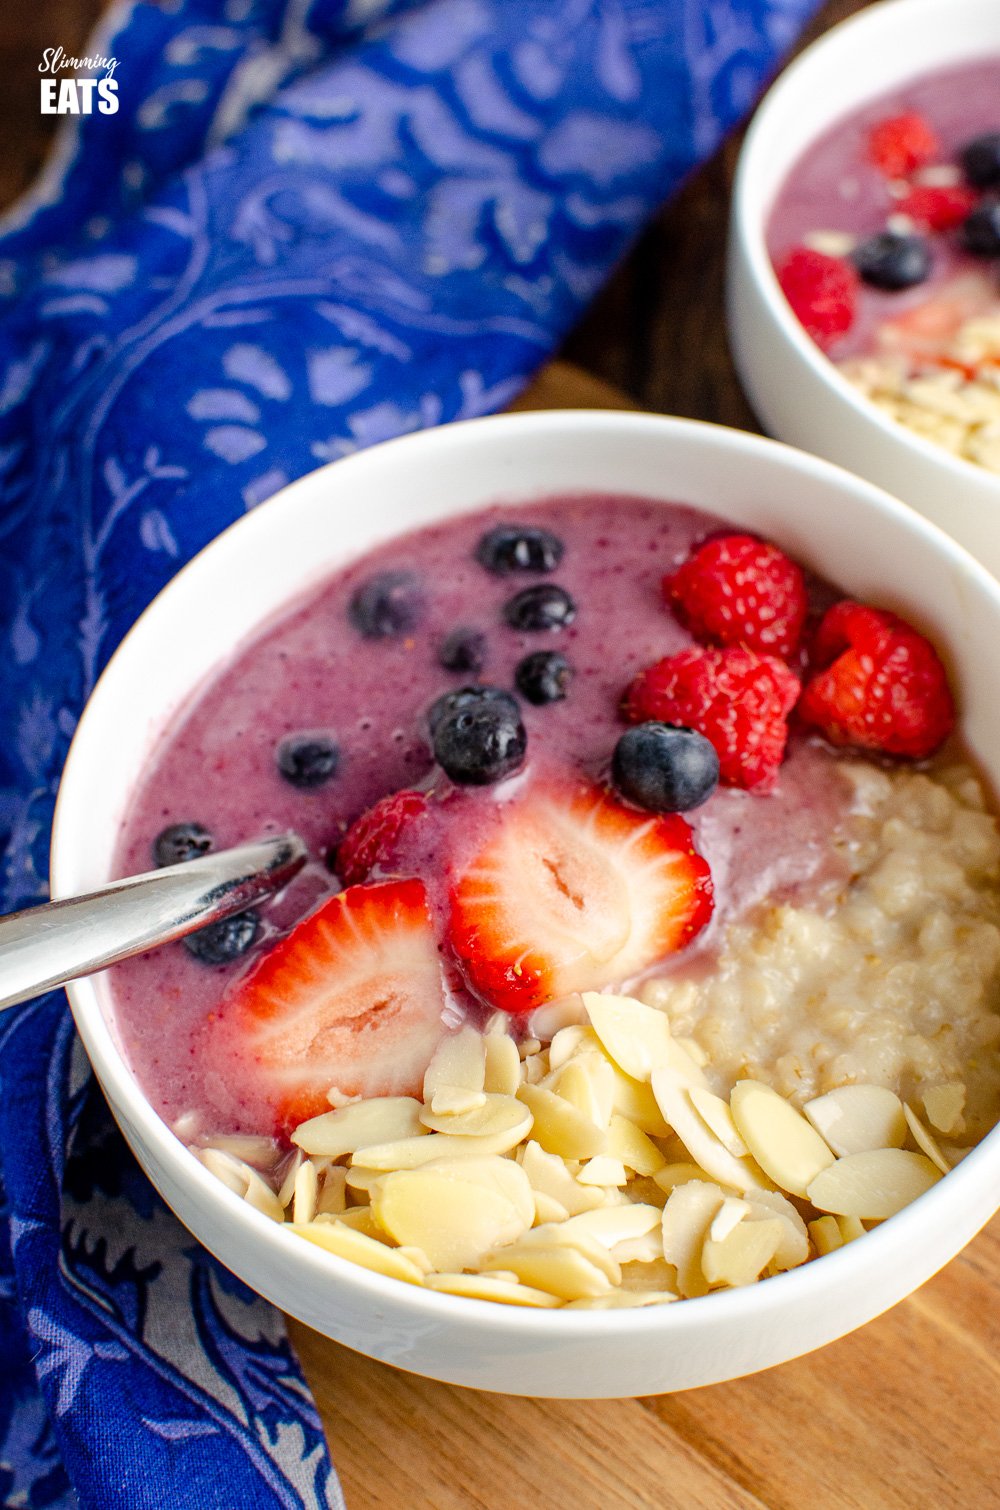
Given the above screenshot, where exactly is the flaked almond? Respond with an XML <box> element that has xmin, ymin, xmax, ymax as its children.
<box><xmin>549</xmin><ymin>1056</ymin><xmax>615</xmax><ymax>1130</ymax></box>
<box><xmin>293</xmin><ymin>1097</ymin><xmax>425</xmax><ymax>1158</ymax></box>
<box><xmin>528</xmin><ymin>994</ymin><xmax>587</xmax><ymax>1040</ymax></box>
<box><xmin>607</xmin><ymin>1114</ymin><xmax>666</xmax><ymax>1177</ymax></box>
<box><xmin>516</xmin><ymin>1082</ymin><xmax>606</xmax><ymax>1160</ymax></box>
<box><xmin>547</xmin><ymin>1024</ymin><xmax>599</xmax><ymax>1071</ymax></box>
<box><xmin>533</xmin><ymin>1191</ymin><xmax>571</xmax><ymax>1225</ymax></box>
<box><xmin>481</xmin><ymin>1241</ymin><xmax>613</xmax><ymax>1301</ymax></box>
<box><xmin>661</xmin><ymin>1181</ymin><xmax>727</xmax><ymax>1299</ymax></box>
<box><xmin>709</xmin><ymin>1197</ymin><xmax>751</xmax><ymax>1244</ymax></box>
<box><xmin>807</xmin><ymin>1149</ymin><xmax>941</xmax><ymax>1219</ymax></box>
<box><xmin>276</xmin><ymin>1149</ymin><xmax>305</xmax><ymax>1209</ymax></box>
<box><xmin>372</xmin><ymin>1168</ymin><xmax>528</xmax><ymax>1271</ymax></box>
<box><xmin>344</xmin><ymin>1165</ymin><xmax>382</xmax><ymax>1194</ymax></box>
<box><xmin>196</xmin><ymin>1148</ymin><xmax>285</xmax><ymax>1222</ymax></box>
<box><xmin>808</xmin><ymin>1215</ymin><xmax>844</xmax><ymax>1256</ymax></box>
<box><xmin>565</xmin><ymin>1290</ymin><xmax>676</xmax><ymax>1309</ymax></box>
<box><xmin>335</xmin><ymin>1206</ymin><xmax>383</xmax><ymax>1239</ymax></box>
<box><xmin>292</xmin><ymin>1158</ymin><xmax>319</xmax><ymax>1225</ymax></box>
<box><xmin>424</xmin><ymin>1272</ymin><xmax>561</xmax><ymax>1307</ymax></box>
<box><xmin>357</xmin><ymin>1115</ymin><xmax>532</xmax><ymax>1169</ymax></box>
<box><xmin>583</xmin><ymin>993</ymin><xmax>707</xmax><ymax>1087</ymax></box>
<box><xmin>558</xmin><ymin>1204</ymin><xmax>661</xmax><ymax>1251</ymax></box>
<box><xmin>730</xmin><ymin>1080</ymin><xmax>835</xmax><ymax>1197</ymax></box>
<box><xmin>316</xmin><ymin>1165</ymin><xmax>348</xmax><ymax>1216</ymax></box>
<box><xmin>922</xmin><ymin>1083</ymin><xmax>965</xmax><ymax>1136</ymax></box>
<box><xmin>483</xmin><ymin>1032</ymin><xmax>521</xmax><ymax>1097</ymax></box>
<box><xmin>419</xmin><ymin>1093</ymin><xmax>529</xmax><ymax>1139</ymax></box>
<box><xmin>654</xmin><ymin>1161</ymin><xmax>720</xmax><ymax>1195</ymax></box>
<box><xmin>290</xmin><ymin>1220</ymin><xmax>425</xmax><ymax>1284</ymax></box>
<box><xmin>743</xmin><ymin>1188</ymin><xmax>810</xmax><ymax>1270</ymax></box>
<box><xmin>515</xmin><ymin>1224</ymin><xmax>622</xmax><ymax>1285</ymax></box>
<box><xmin>903</xmin><ymin>1104</ymin><xmax>951</xmax><ymax>1175</ymax></box>
<box><xmin>653</xmin><ymin>1069</ymin><xmax>768</xmax><ymax>1194</ymax></box>
<box><xmin>424</xmin><ymin>1025</ymin><xmax>486</xmax><ymax>1107</ymax></box>
<box><xmin>518</xmin><ymin>1139</ymin><xmax>605</xmax><ymax>1216</ymax></box>
<box><xmin>689</xmin><ymin>1087</ymin><xmax>750</xmax><ymax>1157</ymax></box>
<box><xmin>803</xmin><ymin>1085</ymin><xmax>906</xmax><ymax>1157</ymax></box>
<box><xmin>837</xmin><ymin>1214</ymin><xmax>866</xmax><ymax>1243</ymax></box>
<box><xmin>702</xmin><ymin>1217</ymin><xmax>784</xmax><ymax>1288</ymax></box>
<box><xmin>418</xmin><ymin>1155</ymin><xmax>535</xmax><ymax>1228</ymax></box>
<box><xmin>577</xmin><ymin>1155</ymin><xmax>628</xmax><ymax>1187</ymax></box>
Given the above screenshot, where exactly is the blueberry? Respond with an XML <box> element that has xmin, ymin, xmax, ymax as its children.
<box><xmin>611</xmin><ymin>723</ymin><xmax>719</xmax><ymax>814</ymax></box>
<box><xmin>431</xmin><ymin>687</ymin><xmax>527</xmax><ymax>785</ymax></box>
<box><xmin>438</xmin><ymin>628</ymin><xmax>487</xmax><ymax>674</ymax></box>
<box><xmin>184</xmin><ymin>909</ymin><xmax>259</xmax><ymax>965</ymax></box>
<box><xmin>428</xmin><ymin>684</ymin><xmax>519</xmax><ymax>736</ymax></box>
<box><xmin>153</xmin><ymin>822</ymin><xmax>212</xmax><ymax>868</ymax></box>
<box><xmin>852</xmin><ymin>231</ymin><xmax>932</xmax><ymax>290</ymax></box>
<box><xmin>960</xmin><ymin>132</ymin><xmax>1000</xmax><ymax>189</ymax></box>
<box><xmin>277</xmin><ymin>734</ymin><xmax>340</xmax><ymax>789</ymax></box>
<box><xmin>348</xmin><ymin>571</ymin><xmax>424</xmax><ymax>639</ymax></box>
<box><xmin>503</xmin><ymin>584</ymin><xmax>576</xmax><ymax>632</ymax></box>
<box><xmin>515</xmin><ymin>650</ymin><xmax>573</xmax><ymax>705</ymax></box>
<box><xmin>962</xmin><ymin>201</ymin><xmax>1000</xmax><ymax>257</ymax></box>
<box><xmin>475</xmin><ymin>524</ymin><xmax>564</xmax><ymax>575</ymax></box>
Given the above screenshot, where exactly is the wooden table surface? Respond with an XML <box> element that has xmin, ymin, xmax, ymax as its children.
<box><xmin>4</xmin><ymin>0</ymin><xmax>1000</xmax><ymax>1504</ymax></box>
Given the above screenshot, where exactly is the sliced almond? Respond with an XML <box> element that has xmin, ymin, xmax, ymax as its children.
<box><xmin>709</xmin><ymin>1197</ymin><xmax>751</xmax><ymax>1244</ymax></box>
<box><xmin>558</xmin><ymin>1204</ymin><xmax>661</xmax><ymax>1251</ymax></box>
<box><xmin>429</xmin><ymin>1087</ymin><xmax>488</xmax><ymax>1116</ymax></box>
<box><xmin>424</xmin><ymin>1271</ymin><xmax>561</xmax><ymax>1307</ymax></box>
<box><xmin>803</xmin><ymin>1085</ymin><xmax>907</xmax><ymax>1157</ymax></box>
<box><xmin>903</xmin><ymin>1104</ymin><xmax>951</xmax><ymax>1175</ymax></box>
<box><xmin>513</xmin><ymin>1224</ymin><xmax>622</xmax><ymax>1285</ymax></box>
<box><xmin>608</xmin><ymin>1068</ymin><xmax>671</xmax><ymax>1137</ymax></box>
<box><xmin>577</xmin><ymin>1155</ymin><xmax>628</xmax><ymax>1187</ymax></box>
<box><xmin>743</xmin><ymin>1188</ymin><xmax>810</xmax><ymax>1271</ymax></box>
<box><xmin>528</xmin><ymin>994</ymin><xmax>588</xmax><ymax>1040</ymax></box>
<box><xmin>197</xmin><ymin>1148</ymin><xmax>285</xmax><ymax>1222</ymax></box>
<box><xmin>689</xmin><ymin>1087</ymin><xmax>750</xmax><ymax>1157</ymax></box>
<box><xmin>276</xmin><ymin>1149</ymin><xmax>305</xmax><ymax>1209</ymax></box>
<box><xmin>583</xmin><ymin>992</ymin><xmax>707</xmax><ymax>1088</ymax></box>
<box><xmin>654</xmin><ymin>1161</ymin><xmax>722</xmax><ymax>1195</ymax></box>
<box><xmin>292</xmin><ymin>1158</ymin><xmax>319</xmax><ymax>1225</ymax></box>
<box><xmin>565</xmin><ymin>1291</ymin><xmax>676</xmax><ymax>1310</ymax></box>
<box><xmin>419</xmin><ymin>1093</ymin><xmax>530</xmax><ymax>1139</ymax></box>
<box><xmin>661</xmin><ymin>1181</ymin><xmax>727</xmax><ymax>1299</ymax></box>
<box><xmin>533</xmin><ymin>1191</ymin><xmax>571</xmax><ymax>1225</ymax></box>
<box><xmin>518</xmin><ymin>1140</ymin><xmax>605</xmax><ymax>1215</ymax></box>
<box><xmin>290</xmin><ymin>1220</ymin><xmax>425</xmax><ymax>1284</ymax></box>
<box><xmin>922</xmin><ymin>1083</ymin><xmax>965</xmax><ymax>1136</ymax></box>
<box><xmin>481</xmin><ymin>1242</ymin><xmax>613</xmax><ymax>1301</ymax></box>
<box><xmin>653</xmin><ymin>1069</ymin><xmax>769</xmax><ymax>1194</ymax></box>
<box><xmin>356</xmin><ymin>1112</ymin><xmax>532</xmax><ymax>1168</ymax></box>
<box><xmin>550</xmin><ymin>1056</ymin><xmax>615</xmax><ymax>1130</ymax></box>
<box><xmin>419</xmin><ymin>1155</ymin><xmax>535</xmax><ymax>1229</ymax></box>
<box><xmin>344</xmin><ymin>1165</ymin><xmax>382</xmax><ymax>1194</ymax></box>
<box><xmin>483</xmin><ymin>1032</ymin><xmax>521</xmax><ymax>1097</ymax></box>
<box><xmin>702</xmin><ymin>1217</ymin><xmax>784</xmax><ymax>1288</ymax></box>
<box><xmin>836</xmin><ymin>1214</ymin><xmax>866</xmax><ymax>1243</ymax></box>
<box><xmin>606</xmin><ymin>1114</ymin><xmax>666</xmax><ymax>1177</ymax></box>
<box><xmin>424</xmin><ymin>1025</ymin><xmax>486</xmax><ymax>1104</ymax></box>
<box><xmin>316</xmin><ymin>1164</ymin><xmax>348</xmax><ymax>1216</ymax></box>
<box><xmin>547</xmin><ymin>1024</ymin><xmax>599</xmax><ymax>1071</ymax></box>
<box><xmin>292</xmin><ymin>1097</ymin><xmax>425</xmax><ymax>1158</ymax></box>
<box><xmin>372</xmin><ymin>1168</ymin><xmax>528</xmax><ymax>1271</ymax></box>
<box><xmin>808</xmin><ymin>1215</ymin><xmax>844</xmax><ymax>1256</ymax></box>
<box><xmin>730</xmin><ymin>1080</ymin><xmax>835</xmax><ymax>1197</ymax></box>
<box><xmin>807</xmin><ymin>1149</ymin><xmax>941</xmax><ymax>1219</ymax></box>
<box><xmin>335</xmin><ymin>1206</ymin><xmax>383</xmax><ymax>1239</ymax></box>
<box><xmin>516</xmin><ymin>1082</ymin><xmax>606</xmax><ymax>1160</ymax></box>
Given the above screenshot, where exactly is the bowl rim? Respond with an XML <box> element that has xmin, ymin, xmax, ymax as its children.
<box><xmin>52</xmin><ymin>407</ymin><xmax>1000</xmax><ymax>1341</ymax></box>
<box><xmin>732</xmin><ymin>0</ymin><xmax>1000</xmax><ymax>494</ymax></box>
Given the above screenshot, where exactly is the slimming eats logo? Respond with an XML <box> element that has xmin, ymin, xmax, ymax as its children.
<box><xmin>40</xmin><ymin>46</ymin><xmax>119</xmax><ymax>115</ymax></box>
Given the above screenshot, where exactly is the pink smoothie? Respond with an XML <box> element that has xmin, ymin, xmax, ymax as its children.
<box><xmin>767</xmin><ymin>57</ymin><xmax>1000</xmax><ymax>359</ymax></box>
<box><xmin>109</xmin><ymin>494</ymin><xmax>856</xmax><ymax>1140</ymax></box>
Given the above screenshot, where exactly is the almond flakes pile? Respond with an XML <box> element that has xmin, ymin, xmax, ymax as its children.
<box><xmin>192</xmin><ymin>991</ymin><xmax>968</xmax><ymax>1309</ymax></box>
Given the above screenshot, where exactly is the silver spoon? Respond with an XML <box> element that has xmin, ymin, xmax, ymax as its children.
<box><xmin>0</xmin><ymin>833</ymin><xmax>307</xmax><ymax>1012</ymax></box>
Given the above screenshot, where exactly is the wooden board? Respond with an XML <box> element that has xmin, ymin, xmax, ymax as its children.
<box><xmin>286</xmin><ymin>361</ymin><xmax>1000</xmax><ymax>1509</ymax></box>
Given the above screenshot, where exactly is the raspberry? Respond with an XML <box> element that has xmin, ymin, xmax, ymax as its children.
<box><xmin>775</xmin><ymin>247</ymin><xmax>858</xmax><ymax>351</ymax></box>
<box><xmin>897</xmin><ymin>184</ymin><xmax>978</xmax><ymax>232</ymax></box>
<box><xmin>622</xmin><ymin>646</ymin><xmax>800</xmax><ymax>791</ymax></box>
<box><xmin>867</xmin><ymin>113</ymin><xmax>939</xmax><ymax>179</ymax></box>
<box><xmin>335</xmin><ymin>789</ymin><xmax>428</xmax><ymax>885</ymax></box>
<box><xmin>800</xmin><ymin>601</ymin><xmax>955</xmax><ymax>759</ymax></box>
<box><xmin>666</xmin><ymin>533</ymin><xmax>808</xmax><ymax>659</ymax></box>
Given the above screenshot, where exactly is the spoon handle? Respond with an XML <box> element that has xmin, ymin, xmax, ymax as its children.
<box><xmin>0</xmin><ymin>833</ymin><xmax>307</xmax><ymax>1012</ymax></box>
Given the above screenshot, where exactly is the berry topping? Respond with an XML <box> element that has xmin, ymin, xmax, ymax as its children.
<box><xmin>154</xmin><ymin>821</ymin><xmax>212</xmax><ymax>868</ymax></box>
<box><xmin>514</xmin><ymin>649</ymin><xmax>573</xmax><ymax>705</ymax></box>
<box><xmin>852</xmin><ymin>231</ymin><xmax>932</xmax><ymax>291</ymax></box>
<box><xmin>799</xmin><ymin>601</ymin><xmax>955</xmax><ymax>760</ymax></box>
<box><xmin>438</xmin><ymin>628</ymin><xmax>487</xmax><ymax>674</ymax></box>
<box><xmin>335</xmin><ymin>789</ymin><xmax>429</xmax><ymax>886</ymax></box>
<box><xmin>448</xmin><ymin>781</ymin><xmax>713</xmax><ymax>1015</ymax></box>
<box><xmin>961</xmin><ymin>202</ymin><xmax>1000</xmax><ymax>257</ymax></box>
<box><xmin>184</xmin><ymin>910</ymin><xmax>259</xmax><ymax>966</ymax></box>
<box><xmin>475</xmin><ymin>524</ymin><xmax>564</xmax><ymax>575</ymax></box>
<box><xmin>960</xmin><ymin>131</ymin><xmax>1000</xmax><ymax>189</ymax></box>
<box><xmin>896</xmin><ymin>184</ymin><xmax>979</xmax><ymax>232</ymax></box>
<box><xmin>622</xmin><ymin>646</ymin><xmax>800</xmax><ymax>791</ymax></box>
<box><xmin>348</xmin><ymin>571</ymin><xmax>424</xmax><ymax>639</ymax></box>
<box><xmin>612</xmin><ymin>723</ymin><xmax>720</xmax><ymax>814</ymax></box>
<box><xmin>430</xmin><ymin>685</ymin><xmax>526</xmax><ymax>786</ymax></box>
<box><xmin>665</xmin><ymin>532</ymin><xmax>808</xmax><ymax>659</ymax></box>
<box><xmin>866</xmin><ymin>113</ymin><xmax>939</xmax><ymax>179</ymax></box>
<box><xmin>213</xmin><ymin>879</ymin><xmax>447</xmax><ymax>1129</ymax></box>
<box><xmin>775</xmin><ymin>247</ymin><xmax>858</xmax><ymax>350</ymax></box>
<box><xmin>277</xmin><ymin>734</ymin><xmax>340</xmax><ymax>789</ymax></box>
<box><xmin>502</xmin><ymin>584</ymin><xmax>577</xmax><ymax>632</ymax></box>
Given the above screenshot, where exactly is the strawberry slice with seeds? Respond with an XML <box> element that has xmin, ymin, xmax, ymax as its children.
<box><xmin>448</xmin><ymin>781</ymin><xmax>713</xmax><ymax>1016</ymax></box>
<box><xmin>215</xmin><ymin>878</ymin><xmax>448</xmax><ymax>1130</ymax></box>
<box><xmin>335</xmin><ymin>789</ymin><xmax>429</xmax><ymax>886</ymax></box>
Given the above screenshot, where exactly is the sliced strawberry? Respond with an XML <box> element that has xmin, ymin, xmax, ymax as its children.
<box><xmin>800</xmin><ymin>601</ymin><xmax>955</xmax><ymax>759</ymax></box>
<box><xmin>335</xmin><ymin>789</ymin><xmax>429</xmax><ymax>886</ymax></box>
<box><xmin>215</xmin><ymin>879</ymin><xmax>447</xmax><ymax>1130</ymax></box>
<box><xmin>867</xmin><ymin>113</ymin><xmax>939</xmax><ymax>179</ymax></box>
<box><xmin>448</xmin><ymin>780</ymin><xmax>713</xmax><ymax>1015</ymax></box>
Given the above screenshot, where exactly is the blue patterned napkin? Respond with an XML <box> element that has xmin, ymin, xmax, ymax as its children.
<box><xmin>0</xmin><ymin>1</ymin><xmax>819</xmax><ymax>1504</ymax></box>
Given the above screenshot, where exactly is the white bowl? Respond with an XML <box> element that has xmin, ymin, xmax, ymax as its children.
<box><xmin>727</xmin><ymin>0</ymin><xmax>1000</xmax><ymax>576</ymax></box>
<box><xmin>53</xmin><ymin>410</ymin><xmax>1000</xmax><ymax>1397</ymax></box>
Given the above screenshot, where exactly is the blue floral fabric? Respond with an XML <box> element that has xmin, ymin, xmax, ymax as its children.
<box><xmin>0</xmin><ymin>0</ymin><xmax>819</xmax><ymax>1505</ymax></box>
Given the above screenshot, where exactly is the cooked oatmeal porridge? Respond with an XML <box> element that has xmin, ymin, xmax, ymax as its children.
<box><xmin>109</xmin><ymin>496</ymin><xmax>1000</xmax><ymax>1307</ymax></box>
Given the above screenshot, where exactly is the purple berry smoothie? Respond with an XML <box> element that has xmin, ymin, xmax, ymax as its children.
<box><xmin>767</xmin><ymin>57</ymin><xmax>1000</xmax><ymax>360</ymax></box>
<box><xmin>108</xmin><ymin>494</ymin><xmax>855</xmax><ymax>1140</ymax></box>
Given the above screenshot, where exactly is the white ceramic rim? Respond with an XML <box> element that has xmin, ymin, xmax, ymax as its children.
<box><xmin>52</xmin><ymin>409</ymin><xmax>1000</xmax><ymax>1345</ymax></box>
<box><xmin>733</xmin><ymin>0</ymin><xmax>1000</xmax><ymax>495</ymax></box>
